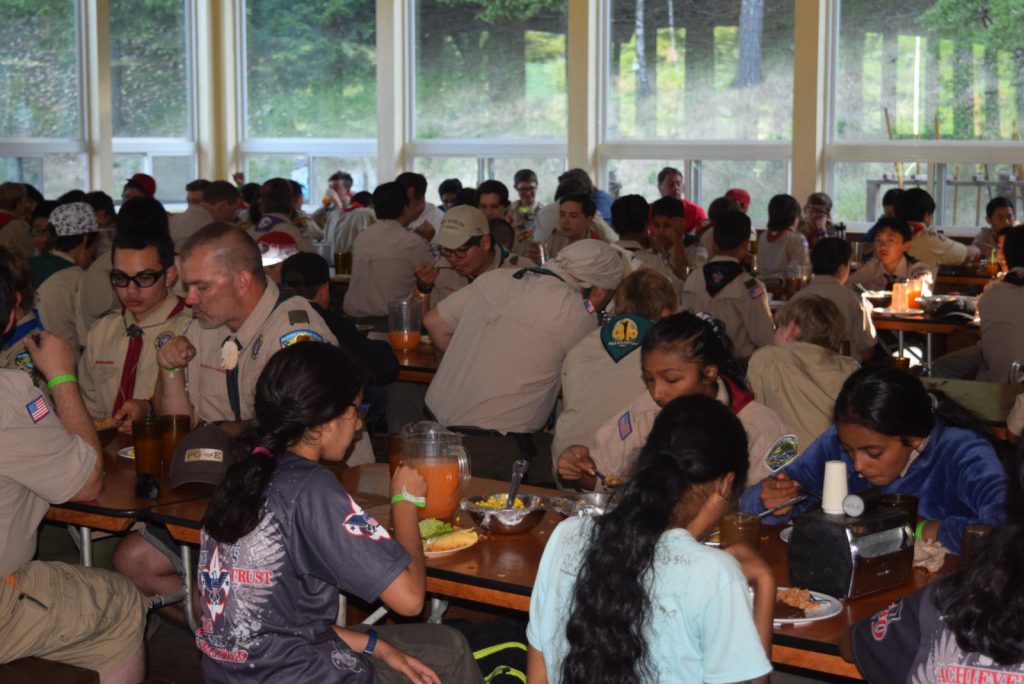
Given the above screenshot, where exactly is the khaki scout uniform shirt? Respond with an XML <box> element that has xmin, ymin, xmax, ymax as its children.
<box><xmin>182</xmin><ymin>281</ymin><xmax>337</xmax><ymax>422</ymax></box>
<box><xmin>36</xmin><ymin>251</ymin><xmax>86</xmax><ymax>351</ymax></box>
<box><xmin>589</xmin><ymin>381</ymin><xmax>787</xmax><ymax>488</ymax></box>
<box><xmin>79</xmin><ymin>295</ymin><xmax>191</xmax><ymax>419</ymax></box>
<box><xmin>756</xmin><ymin>229</ymin><xmax>810</xmax><ymax>279</ymax></box>
<box><xmin>0</xmin><ymin>369</ymin><xmax>95</xmax><ymax>575</ymax></box>
<box><xmin>0</xmin><ymin>311</ymin><xmax>46</xmax><ymax>396</ymax></box>
<box><xmin>430</xmin><ymin>247</ymin><xmax>533</xmax><ymax>309</ymax></box>
<box><xmin>344</xmin><ymin>219</ymin><xmax>434</xmax><ymax>318</ymax></box>
<box><xmin>617</xmin><ymin>240</ymin><xmax>686</xmax><ymax>300</ymax></box>
<box><xmin>327</xmin><ymin>207</ymin><xmax>375</xmax><ymax>256</ymax></box>
<box><xmin>972</xmin><ymin>226</ymin><xmax>999</xmax><ymax>256</ymax></box>
<box><xmin>0</xmin><ymin>216</ymin><xmax>35</xmax><ymax>262</ymax></box>
<box><xmin>907</xmin><ymin>224</ymin><xmax>968</xmax><ymax>276</ymax></box>
<box><xmin>846</xmin><ymin>255</ymin><xmax>930</xmax><ymax>292</ymax></box>
<box><xmin>426</xmin><ymin>268</ymin><xmax>600</xmax><ymax>433</ymax></box>
<box><xmin>978</xmin><ymin>270</ymin><xmax>1024</xmax><ymax>384</ymax></box>
<box><xmin>747</xmin><ymin>341</ymin><xmax>860</xmax><ymax>454</ymax></box>
<box><xmin>169</xmin><ymin>204</ymin><xmax>214</xmax><ymax>252</ymax></box>
<box><xmin>790</xmin><ymin>275</ymin><xmax>876</xmax><ymax>357</ymax></box>
<box><xmin>551</xmin><ymin>327</ymin><xmax>646</xmax><ymax>462</ymax></box>
<box><xmin>680</xmin><ymin>256</ymin><xmax>774</xmax><ymax>360</ymax></box>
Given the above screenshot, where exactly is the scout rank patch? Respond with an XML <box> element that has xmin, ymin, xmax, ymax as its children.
<box><xmin>279</xmin><ymin>329</ymin><xmax>324</xmax><ymax>348</ymax></box>
<box><xmin>155</xmin><ymin>332</ymin><xmax>174</xmax><ymax>350</ymax></box>
<box><xmin>601</xmin><ymin>313</ymin><xmax>652</xmax><ymax>363</ymax></box>
<box><xmin>252</xmin><ymin>334</ymin><xmax>263</xmax><ymax>359</ymax></box>
<box><xmin>763</xmin><ymin>434</ymin><xmax>800</xmax><ymax>472</ymax></box>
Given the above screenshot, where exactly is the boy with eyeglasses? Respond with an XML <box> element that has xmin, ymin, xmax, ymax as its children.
<box><xmin>78</xmin><ymin>218</ymin><xmax>189</xmax><ymax>424</ymax></box>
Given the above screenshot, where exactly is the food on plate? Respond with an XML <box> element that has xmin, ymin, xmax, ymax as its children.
<box><xmin>418</xmin><ymin>518</ymin><xmax>454</xmax><ymax>540</ymax></box>
<box><xmin>94</xmin><ymin>416</ymin><xmax>119</xmax><ymax>430</ymax></box>
<box><xmin>423</xmin><ymin>528</ymin><xmax>478</xmax><ymax>552</ymax></box>
<box><xmin>775</xmin><ymin>587</ymin><xmax>819</xmax><ymax>619</ymax></box>
<box><xmin>477</xmin><ymin>494</ymin><xmax>526</xmax><ymax>510</ymax></box>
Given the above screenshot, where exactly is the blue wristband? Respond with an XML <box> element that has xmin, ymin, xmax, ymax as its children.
<box><xmin>363</xmin><ymin>628</ymin><xmax>378</xmax><ymax>656</ymax></box>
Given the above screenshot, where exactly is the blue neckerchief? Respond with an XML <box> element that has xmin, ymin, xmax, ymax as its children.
<box><xmin>703</xmin><ymin>261</ymin><xmax>744</xmax><ymax>297</ymax></box>
<box><xmin>2</xmin><ymin>309</ymin><xmax>43</xmax><ymax>351</ymax></box>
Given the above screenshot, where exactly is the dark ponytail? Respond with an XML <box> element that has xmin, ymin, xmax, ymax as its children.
<box><xmin>642</xmin><ymin>310</ymin><xmax>747</xmax><ymax>389</ymax></box>
<box><xmin>833</xmin><ymin>367</ymin><xmax>1003</xmax><ymax>455</ymax></box>
<box><xmin>203</xmin><ymin>342</ymin><xmax>369</xmax><ymax>543</ymax></box>
<box><xmin>560</xmin><ymin>395</ymin><xmax>749</xmax><ymax>684</ymax></box>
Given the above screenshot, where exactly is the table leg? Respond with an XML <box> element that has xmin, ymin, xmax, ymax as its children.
<box><xmin>897</xmin><ymin>331</ymin><xmax>905</xmax><ymax>359</ymax></box>
<box><xmin>79</xmin><ymin>525</ymin><xmax>93</xmax><ymax>567</ymax></box>
<box><xmin>181</xmin><ymin>544</ymin><xmax>198</xmax><ymax>633</ymax></box>
<box><xmin>923</xmin><ymin>333</ymin><xmax>934</xmax><ymax>376</ymax></box>
<box><xmin>428</xmin><ymin>597</ymin><xmax>449</xmax><ymax>624</ymax></box>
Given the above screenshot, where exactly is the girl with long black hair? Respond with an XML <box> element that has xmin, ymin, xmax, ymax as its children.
<box><xmin>742</xmin><ymin>366</ymin><xmax>1008</xmax><ymax>554</ymax></box>
<box><xmin>849</xmin><ymin>444</ymin><xmax>1024</xmax><ymax>681</ymax></box>
<box><xmin>196</xmin><ymin>342</ymin><xmax>478</xmax><ymax>683</ymax></box>
<box><xmin>557</xmin><ymin>310</ymin><xmax>788</xmax><ymax>490</ymax></box>
<box><xmin>529</xmin><ymin>394</ymin><xmax>774</xmax><ymax>683</ymax></box>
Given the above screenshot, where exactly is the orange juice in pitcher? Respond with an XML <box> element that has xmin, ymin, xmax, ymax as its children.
<box><xmin>401</xmin><ymin>421</ymin><xmax>471</xmax><ymax>520</ymax></box>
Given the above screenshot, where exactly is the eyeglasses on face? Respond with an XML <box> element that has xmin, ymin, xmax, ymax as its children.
<box><xmin>442</xmin><ymin>237</ymin><xmax>483</xmax><ymax>261</ymax></box>
<box><xmin>109</xmin><ymin>269</ymin><xmax>167</xmax><ymax>288</ymax></box>
<box><xmin>351</xmin><ymin>402</ymin><xmax>370</xmax><ymax>421</ymax></box>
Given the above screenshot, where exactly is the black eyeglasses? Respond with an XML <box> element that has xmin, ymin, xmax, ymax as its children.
<box><xmin>442</xmin><ymin>236</ymin><xmax>483</xmax><ymax>260</ymax></box>
<box><xmin>109</xmin><ymin>269</ymin><xmax>167</xmax><ymax>288</ymax></box>
<box><xmin>352</xmin><ymin>402</ymin><xmax>370</xmax><ymax>421</ymax></box>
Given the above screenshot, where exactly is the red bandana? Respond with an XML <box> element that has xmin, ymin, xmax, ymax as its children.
<box><xmin>766</xmin><ymin>228</ymin><xmax>793</xmax><ymax>243</ymax></box>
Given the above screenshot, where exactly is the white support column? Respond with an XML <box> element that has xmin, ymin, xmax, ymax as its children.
<box><xmin>376</xmin><ymin>0</ymin><xmax>408</xmax><ymax>181</ymax></box>
<box><xmin>566</xmin><ymin>0</ymin><xmax>600</xmax><ymax>177</ymax></box>
<box><xmin>790</xmin><ymin>0</ymin><xmax>829</xmax><ymax>201</ymax></box>
<box><xmin>195</xmin><ymin>0</ymin><xmax>240</xmax><ymax>181</ymax></box>
<box><xmin>81</xmin><ymin>0</ymin><xmax>113</xmax><ymax>193</ymax></box>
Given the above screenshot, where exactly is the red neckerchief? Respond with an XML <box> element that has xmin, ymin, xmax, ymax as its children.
<box><xmin>907</xmin><ymin>221</ymin><xmax>927</xmax><ymax>239</ymax></box>
<box><xmin>112</xmin><ymin>296</ymin><xmax>187</xmax><ymax>415</ymax></box>
<box><xmin>722</xmin><ymin>375</ymin><xmax>755</xmax><ymax>414</ymax></box>
<box><xmin>766</xmin><ymin>227</ymin><xmax>793</xmax><ymax>243</ymax></box>
<box><xmin>0</xmin><ymin>212</ymin><xmax>13</xmax><ymax>231</ymax></box>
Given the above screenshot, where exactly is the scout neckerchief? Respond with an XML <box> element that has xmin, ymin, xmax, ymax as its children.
<box><xmin>766</xmin><ymin>227</ymin><xmax>793</xmax><ymax>243</ymax></box>
<box><xmin>0</xmin><ymin>211</ymin><xmax>13</xmax><ymax>231</ymax></box>
<box><xmin>223</xmin><ymin>289</ymin><xmax>299</xmax><ymax>421</ymax></box>
<box><xmin>512</xmin><ymin>267</ymin><xmax>565</xmax><ymax>283</ymax></box>
<box><xmin>601</xmin><ymin>313</ymin><xmax>652</xmax><ymax>363</ymax></box>
<box><xmin>721</xmin><ymin>375</ymin><xmax>754</xmax><ymax>414</ymax></box>
<box><xmin>703</xmin><ymin>260</ymin><xmax>744</xmax><ymax>298</ymax></box>
<box><xmin>113</xmin><ymin>296</ymin><xmax>187</xmax><ymax>415</ymax></box>
<box><xmin>2</xmin><ymin>309</ymin><xmax>43</xmax><ymax>350</ymax></box>
<box><xmin>253</xmin><ymin>213</ymin><xmax>289</xmax><ymax>234</ymax></box>
<box><xmin>907</xmin><ymin>221</ymin><xmax>927</xmax><ymax>240</ymax></box>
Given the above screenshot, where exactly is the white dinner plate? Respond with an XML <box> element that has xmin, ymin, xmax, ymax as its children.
<box><xmin>873</xmin><ymin>307</ymin><xmax>919</xmax><ymax>318</ymax></box>
<box><xmin>423</xmin><ymin>537</ymin><xmax>477</xmax><ymax>558</ymax></box>
<box><xmin>773</xmin><ymin>588</ymin><xmax>843</xmax><ymax>625</ymax></box>
<box><xmin>118</xmin><ymin>446</ymin><xmax>135</xmax><ymax>460</ymax></box>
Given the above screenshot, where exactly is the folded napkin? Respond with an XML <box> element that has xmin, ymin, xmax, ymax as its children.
<box><xmin>913</xmin><ymin>538</ymin><xmax>950</xmax><ymax>573</ymax></box>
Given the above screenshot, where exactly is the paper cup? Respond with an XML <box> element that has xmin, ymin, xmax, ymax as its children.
<box><xmin>822</xmin><ymin>460</ymin><xmax>848</xmax><ymax>515</ymax></box>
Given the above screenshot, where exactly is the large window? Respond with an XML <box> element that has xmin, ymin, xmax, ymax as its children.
<box><xmin>829</xmin><ymin>1</ymin><xmax>1024</xmax><ymax>231</ymax></box>
<box><xmin>0</xmin><ymin>0</ymin><xmax>85</xmax><ymax>195</ymax></box>
<box><xmin>413</xmin><ymin>1</ymin><xmax>567</xmax><ymax>140</ymax></box>
<box><xmin>110</xmin><ymin>0</ymin><xmax>195</xmax><ymax>204</ymax></box>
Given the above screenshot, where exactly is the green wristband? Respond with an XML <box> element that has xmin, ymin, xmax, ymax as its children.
<box><xmin>159</xmin><ymin>364</ymin><xmax>181</xmax><ymax>373</ymax></box>
<box><xmin>915</xmin><ymin>519</ymin><xmax>928</xmax><ymax>541</ymax></box>
<box><xmin>46</xmin><ymin>374</ymin><xmax>77</xmax><ymax>390</ymax></box>
<box><xmin>390</xmin><ymin>491</ymin><xmax>426</xmax><ymax>508</ymax></box>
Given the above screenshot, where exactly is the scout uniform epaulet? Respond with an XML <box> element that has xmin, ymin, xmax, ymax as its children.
<box><xmin>600</xmin><ymin>313</ymin><xmax>652</xmax><ymax>363</ymax></box>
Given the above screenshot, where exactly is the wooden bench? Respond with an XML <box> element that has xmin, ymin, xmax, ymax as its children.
<box><xmin>0</xmin><ymin>657</ymin><xmax>99</xmax><ymax>684</ymax></box>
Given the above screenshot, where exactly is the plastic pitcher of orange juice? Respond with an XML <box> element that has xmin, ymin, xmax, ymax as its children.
<box><xmin>402</xmin><ymin>422</ymin><xmax>471</xmax><ymax>519</ymax></box>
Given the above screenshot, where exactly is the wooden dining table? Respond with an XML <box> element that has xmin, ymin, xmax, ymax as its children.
<box><xmin>147</xmin><ymin>463</ymin><xmax>957</xmax><ymax>680</ymax></box>
<box><xmin>870</xmin><ymin>308</ymin><xmax>979</xmax><ymax>374</ymax></box>
<box><xmin>44</xmin><ymin>434</ymin><xmax>215</xmax><ymax>566</ymax></box>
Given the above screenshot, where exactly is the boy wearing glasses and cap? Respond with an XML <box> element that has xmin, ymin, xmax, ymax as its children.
<box><xmin>413</xmin><ymin>205</ymin><xmax>532</xmax><ymax>309</ymax></box>
<box><xmin>78</xmin><ymin>221</ymin><xmax>188</xmax><ymax>424</ymax></box>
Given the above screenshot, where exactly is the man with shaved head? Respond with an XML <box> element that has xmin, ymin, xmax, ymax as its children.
<box><xmin>113</xmin><ymin>222</ymin><xmax>336</xmax><ymax>622</ymax></box>
<box><xmin>154</xmin><ymin>222</ymin><xmax>335</xmax><ymax>423</ymax></box>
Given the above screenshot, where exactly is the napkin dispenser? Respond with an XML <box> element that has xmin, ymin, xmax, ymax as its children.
<box><xmin>788</xmin><ymin>508</ymin><xmax>914</xmax><ymax>599</ymax></box>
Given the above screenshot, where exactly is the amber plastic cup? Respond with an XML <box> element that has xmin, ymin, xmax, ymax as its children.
<box><xmin>132</xmin><ymin>417</ymin><xmax>163</xmax><ymax>478</ymax></box>
<box><xmin>960</xmin><ymin>524</ymin><xmax>994</xmax><ymax>563</ymax></box>
<box><xmin>720</xmin><ymin>512</ymin><xmax>761</xmax><ymax>550</ymax></box>
<box><xmin>159</xmin><ymin>415</ymin><xmax>191</xmax><ymax>476</ymax></box>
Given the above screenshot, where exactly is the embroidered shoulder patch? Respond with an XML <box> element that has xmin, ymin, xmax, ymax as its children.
<box><xmin>26</xmin><ymin>395</ymin><xmax>50</xmax><ymax>423</ymax></box>
<box><xmin>763</xmin><ymin>434</ymin><xmax>800</xmax><ymax>472</ymax></box>
<box><xmin>618</xmin><ymin>411</ymin><xmax>633</xmax><ymax>440</ymax></box>
<box><xmin>279</xmin><ymin>329</ymin><xmax>324</xmax><ymax>348</ymax></box>
<box><xmin>14</xmin><ymin>350</ymin><xmax>34</xmax><ymax>373</ymax></box>
<box><xmin>744</xmin><ymin>278</ymin><xmax>764</xmax><ymax>299</ymax></box>
<box><xmin>342</xmin><ymin>494</ymin><xmax>390</xmax><ymax>541</ymax></box>
<box><xmin>288</xmin><ymin>309</ymin><xmax>310</xmax><ymax>325</ymax></box>
<box><xmin>154</xmin><ymin>332</ymin><xmax>174</xmax><ymax>350</ymax></box>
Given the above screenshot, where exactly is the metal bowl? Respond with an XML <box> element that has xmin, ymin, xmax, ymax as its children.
<box><xmin>550</xmin><ymin>491</ymin><xmax>618</xmax><ymax>517</ymax></box>
<box><xmin>460</xmin><ymin>494</ymin><xmax>548</xmax><ymax>534</ymax></box>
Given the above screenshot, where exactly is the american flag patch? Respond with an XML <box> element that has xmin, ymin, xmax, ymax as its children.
<box><xmin>26</xmin><ymin>395</ymin><xmax>49</xmax><ymax>423</ymax></box>
<box><xmin>618</xmin><ymin>411</ymin><xmax>633</xmax><ymax>440</ymax></box>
